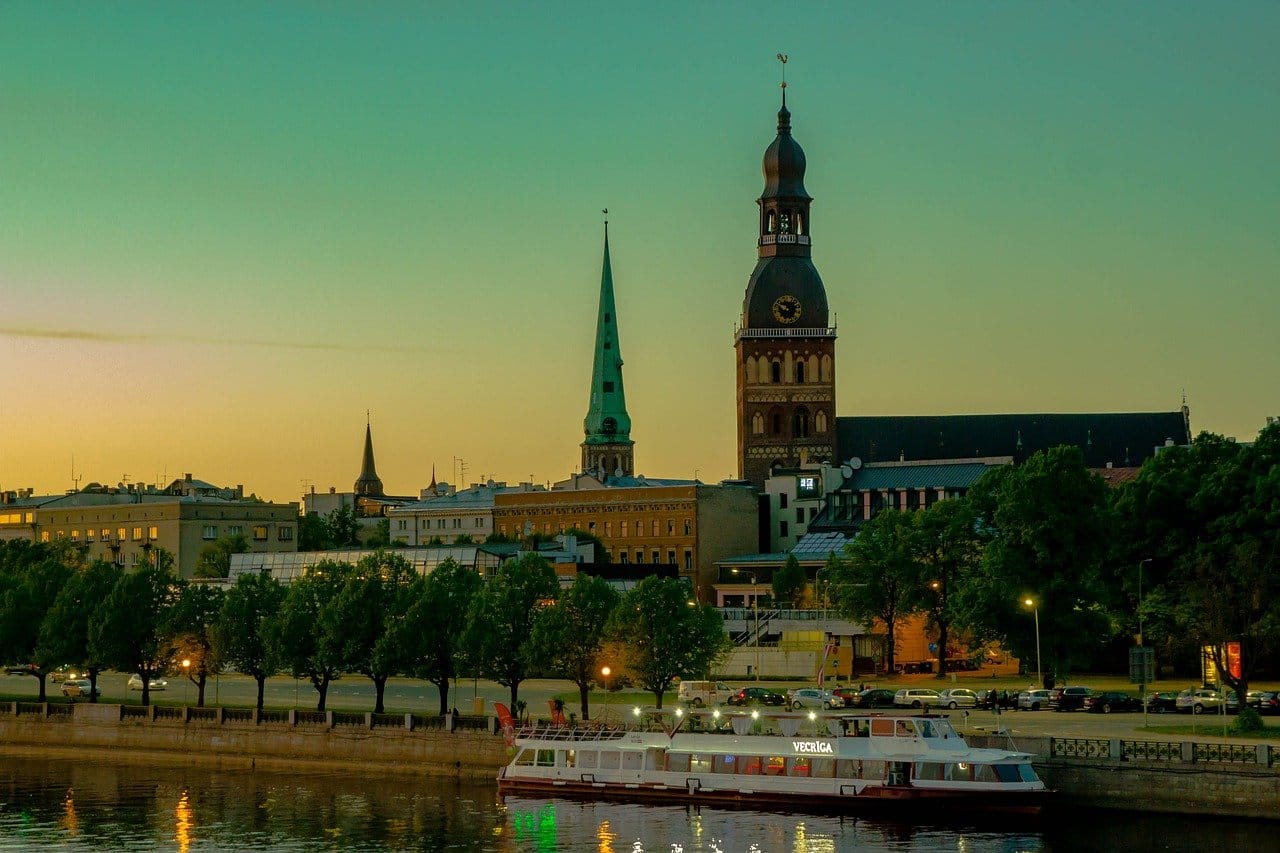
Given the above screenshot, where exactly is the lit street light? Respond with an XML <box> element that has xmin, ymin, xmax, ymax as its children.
<box><xmin>181</xmin><ymin>658</ymin><xmax>190</xmax><ymax>706</ymax></box>
<box><xmin>1022</xmin><ymin>598</ymin><xmax>1042</xmax><ymax>688</ymax></box>
<box><xmin>601</xmin><ymin>666</ymin><xmax>611</xmax><ymax>723</ymax></box>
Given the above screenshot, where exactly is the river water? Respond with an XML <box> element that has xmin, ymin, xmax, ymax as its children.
<box><xmin>0</xmin><ymin>756</ymin><xmax>1271</xmax><ymax>851</ymax></box>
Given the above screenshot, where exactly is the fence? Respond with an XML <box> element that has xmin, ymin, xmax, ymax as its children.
<box><xmin>1050</xmin><ymin>736</ymin><xmax>1276</xmax><ymax>768</ymax></box>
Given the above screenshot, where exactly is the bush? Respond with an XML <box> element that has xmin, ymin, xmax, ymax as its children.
<box><xmin>1230</xmin><ymin>706</ymin><xmax>1264</xmax><ymax>735</ymax></box>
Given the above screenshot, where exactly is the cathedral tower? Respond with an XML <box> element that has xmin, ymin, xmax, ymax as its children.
<box><xmin>354</xmin><ymin>419</ymin><xmax>385</xmax><ymax>497</ymax></box>
<box><xmin>735</xmin><ymin>85</ymin><xmax>837</xmax><ymax>486</ymax></box>
<box><xmin>582</xmin><ymin>225</ymin><xmax>634</xmax><ymax>479</ymax></box>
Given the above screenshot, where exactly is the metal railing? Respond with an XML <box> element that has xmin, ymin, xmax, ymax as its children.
<box><xmin>1121</xmin><ymin>739</ymin><xmax>1180</xmax><ymax>763</ymax></box>
<box><xmin>331</xmin><ymin>711</ymin><xmax>365</xmax><ymax>727</ymax></box>
<box><xmin>1051</xmin><ymin>737</ymin><xmax>1111</xmax><ymax>759</ymax></box>
<box><xmin>1193</xmin><ymin>741</ymin><xmax>1259</xmax><ymax>765</ymax></box>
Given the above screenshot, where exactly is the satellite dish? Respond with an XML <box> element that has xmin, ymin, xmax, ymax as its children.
<box><xmin>849</xmin><ymin>457</ymin><xmax>863</xmax><ymax>470</ymax></box>
<box><xmin>839</xmin><ymin>465</ymin><xmax>853</xmax><ymax>479</ymax></box>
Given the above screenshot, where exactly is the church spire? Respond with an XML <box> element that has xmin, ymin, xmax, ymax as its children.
<box><xmin>581</xmin><ymin>217</ymin><xmax>634</xmax><ymax>480</ymax></box>
<box><xmin>354</xmin><ymin>417</ymin><xmax>385</xmax><ymax>497</ymax></box>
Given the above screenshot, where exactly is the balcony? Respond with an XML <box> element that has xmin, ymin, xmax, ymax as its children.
<box><xmin>735</xmin><ymin>326</ymin><xmax>836</xmax><ymax>341</ymax></box>
<box><xmin>759</xmin><ymin>234</ymin><xmax>811</xmax><ymax>246</ymax></box>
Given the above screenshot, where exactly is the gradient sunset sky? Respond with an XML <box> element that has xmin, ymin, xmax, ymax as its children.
<box><xmin>3</xmin><ymin>3</ymin><xmax>1277</xmax><ymax>504</ymax></box>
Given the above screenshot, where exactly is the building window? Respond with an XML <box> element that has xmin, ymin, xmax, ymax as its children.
<box><xmin>70</xmin><ymin>529</ymin><xmax>80</xmax><ymax>541</ymax></box>
<box><xmin>131</xmin><ymin>527</ymin><xmax>143</xmax><ymax>541</ymax></box>
<box><xmin>605</xmin><ymin>522</ymin><xmax>612</xmax><ymax>537</ymax></box>
<box><xmin>228</xmin><ymin>525</ymin><xmax>243</xmax><ymax>536</ymax></box>
<box><xmin>588</xmin><ymin>521</ymin><xmax>596</xmax><ymax>533</ymax></box>
<box><xmin>148</xmin><ymin>526</ymin><xmax>158</xmax><ymax>540</ymax></box>
<box><xmin>796</xmin><ymin>508</ymin><xmax>804</xmax><ymax>523</ymax></box>
<box><xmin>475</xmin><ymin>517</ymin><xmax>483</xmax><ymax>527</ymax></box>
<box><xmin>278</xmin><ymin>527</ymin><xmax>293</xmax><ymax>541</ymax></box>
<box><xmin>651</xmin><ymin>549</ymin><xmax>659</xmax><ymax>563</ymax></box>
<box><xmin>453</xmin><ymin>518</ymin><xmax>462</xmax><ymax>528</ymax></box>
<box><xmin>117</xmin><ymin>527</ymin><xmax>126</xmax><ymax>542</ymax></box>
<box><xmin>793</xmin><ymin>408</ymin><xmax>810</xmax><ymax>438</ymax></box>
<box><xmin>667</xmin><ymin>520</ymin><xmax>674</xmax><ymax>535</ymax></box>
<box><xmin>752</xmin><ymin>412</ymin><xmax>764</xmax><ymax>435</ymax></box>
<box><xmin>780</xmin><ymin>521</ymin><xmax>789</xmax><ymax>538</ymax></box>
<box><xmin>770</xmin><ymin>361</ymin><xmax>781</xmax><ymax>383</ymax></box>
<box><xmin>202</xmin><ymin>525</ymin><xmax>218</xmax><ymax>540</ymax></box>
<box><xmin>101</xmin><ymin>528</ymin><xmax>110</xmax><ymax>541</ymax></box>
<box><xmin>797</xmin><ymin>476</ymin><xmax>819</xmax><ymax>499</ymax></box>
<box><xmin>795</xmin><ymin>361</ymin><xmax>805</xmax><ymax>383</ymax></box>
<box><xmin>85</xmin><ymin>529</ymin><xmax>95</xmax><ymax>543</ymax></box>
<box><xmin>779</xmin><ymin>493</ymin><xmax>788</xmax><ymax>509</ymax></box>
<box><xmin>667</xmin><ymin>549</ymin><xmax>675</xmax><ymax>564</ymax></box>
<box><xmin>772</xmin><ymin>412</ymin><xmax>782</xmax><ymax>435</ymax></box>
<box><xmin>809</xmin><ymin>507</ymin><xmax>818</xmax><ymax>522</ymax></box>
<box><xmin>619</xmin><ymin>552</ymin><xmax>628</xmax><ymax>564</ymax></box>
<box><xmin>40</xmin><ymin>531</ymin><xmax>50</xmax><ymax>543</ymax></box>
<box><xmin>683</xmin><ymin>519</ymin><xmax>692</xmax><ymax>535</ymax></box>
<box><xmin>652</xmin><ymin>520</ymin><xmax>659</xmax><ymax>537</ymax></box>
<box><xmin>683</xmin><ymin>550</ymin><xmax>692</xmax><ymax>571</ymax></box>
<box><xmin>398</xmin><ymin>519</ymin><xmax>407</xmax><ymax>531</ymax></box>
<box><xmin>252</xmin><ymin>525</ymin><xmax>268</xmax><ymax>541</ymax></box>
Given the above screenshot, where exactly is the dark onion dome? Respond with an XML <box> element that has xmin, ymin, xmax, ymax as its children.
<box><xmin>743</xmin><ymin>256</ymin><xmax>829</xmax><ymax>328</ymax></box>
<box><xmin>761</xmin><ymin>104</ymin><xmax>811</xmax><ymax>200</ymax></box>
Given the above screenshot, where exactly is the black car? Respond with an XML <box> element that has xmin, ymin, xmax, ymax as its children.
<box><xmin>1257</xmin><ymin>692</ymin><xmax>1280</xmax><ymax>716</ymax></box>
<box><xmin>975</xmin><ymin>689</ymin><xmax>1018</xmax><ymax>710</ymax></box>
<box><xmin>1049</xmin><ymin>686</ymin><xmax>1092</xmax><ymax>711</ymax></box>
<box><xmin>1082</xmin><ymin>691</ymin><xmax>1142</xmax><ymax>713</ymax></box>
<box><xmin>726</xmin><ymin>687</ymin><xmax>786</xmax><ymax>707</ymax></box>
<box><xmin>849</xmin><ymin>688</ymin><xmax>897</xmax><ymax>709</ymax></box>
<box><xmin>1144</xmin><ymin>691</ymin><xmax>1180</xmax><ymax>713</ymax></box>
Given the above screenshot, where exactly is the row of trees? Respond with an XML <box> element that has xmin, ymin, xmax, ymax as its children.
<box><xmin>0</xmin><ymin>542</ymin><xmax>730</xmax><ymax>717</ymax></box>
<box><xmin>828</xmin><ymin>423</ymin><xmax>1280</xmax><ymax>705</ymax></box>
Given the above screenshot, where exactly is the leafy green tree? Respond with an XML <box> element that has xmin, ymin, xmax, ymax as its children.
<box><xmin>912</xmin><ymin>498</ymin><xmax>982</xmax><ymax>678</ymax></box>
<box><xmin>168</xmin><ymin>582</ymin><xmax>225</xmax><ymax>706</ymax></box>
<box><xmin>406</xmin><ymin>558</ymin><xmax>481</xmax><ymax>715</ymax></box>
<box><xmin>37</xmin><ymin>559</ymin><xmax>123</xmax><ymax>702</ymax></box>
<box><xmin>324</xmin><ymin>551</ymin><xmax>416</xmax><ymax>713</ymax></box>
<box><xmin>269</xmin><ymin>561</ymin><xmax>350</xmax><ymax>711</ymax></box>
<box><xmin>325</xmin><ymin>505</ymin><xmax>361</xmax><ymax>548</ymax></box>
<box><xmin>0</xmin><ymin>541</ymin><xmax>75</xmax><ymax>701</ymax></box>
<box><xmin>297</xmin><ymin>513</ymin><xmax>331</xmax><ymax>551</ymax></box>
<box><xmin>453</xmin><ymin>534</ymin><xmax>474</xmax><ymax>545</ymax></box>
<box><xmin>828</xmin><ymin>509</ymin><xmax>923</xmax><ymax>674</ymax></box>
<box><xmin>772</xmin><ymin>554</ymin><xmax>806</xmax><ymax>609</ymax></box>
<box><xmin>193</xmin><ymin>535</ymin><xmax>249</xmax><ymax>579</ymax></box>
<box><xmin>605</xmin><ymin>576</ymin><xmax>730</xmax><ymax>709</ymax></box>
<box><xmin>527</xmin><ymin>573</ymin><xmax>620</xmax><ymax>719</ymax></box>
<box><xmin>460</xmin><ymin>553</ymin><xmax>559</xmax><ymax>708</ymax></box>
<box><xmin>953</xmin><ymin>447</ymin><xmax>1112</xmax><ymax>683</ymax></box>
<box><xmin>89</xmin><ymin>550</ymin><xmax>184</xmax><ymax>706</ymax></box>
<box><xmin>365</xmin><ymin>518</ymin><xmax>392</xmax><ymax>548</ymax></box>
<box><xmin>216</xmin><ymin>570</ymin><xmax>285</xmax><ymax>711</ymax></box>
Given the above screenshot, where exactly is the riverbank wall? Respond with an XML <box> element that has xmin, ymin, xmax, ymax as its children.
<box><xmin>969</xmin><ymin>733</ymin><xmax>1280</xmax><ymax>820</ymax></box>
<box><xmin>0</xmin><ymin>701</ymin><xmax>508</xmax><ymax>777</ymax></box>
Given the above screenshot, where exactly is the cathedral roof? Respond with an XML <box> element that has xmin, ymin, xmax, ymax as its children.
<box><xmin>353</xmin><ymin>423</ymin><xmax>385</xmax><ymax>497</ymax></box>
<box><xmin>582</xmin><ymin>230</ymin><xmax>633</xmax><ymax>446</ymax></box>
<box><xmin>761</xmin><ymin>102</ymin><xmax>811</xmax><ymax>201</ymax></box>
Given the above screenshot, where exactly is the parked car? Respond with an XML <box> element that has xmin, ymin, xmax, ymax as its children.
<box><xmin>1017</xmin><ymin>689</ymin><xmax>1053</xmax><ymax>711</ymax></box>
<box><xmin>5</xmin><ymin>664</ymin><xmax>37</xmax><ymax>676</ymax></box>
<box><xmin>975</xmin><ymin>689</ymin><xmax>1018</xmax><ymax>710</ymax></box>
<box><xmin>1049</xmin><ymin>686</ymin><xmax>1093</xmax><ymax>711</ymax></box>
<box><xmin>787</xmin><ymin>688</ymin><xmax>843</xmax><ymax>710</ymax></box>
<box><xmin>893</xmin><ymin>688</ymin><xmax>941</xmax><ymax>709</ymax></box>
<box><xmin>60</xmin><ymin>679</ymin><xmax>100</xmax><ymax>699</ymax></box>
<box><xmin>677</xmin><ymin>680</ymin><xmax>735</xmax><ymax>707</ymax></box>
<box><xmin>1082</xmin><ymin>691</ymin><xmax>1142</xmax><ymax>713</ymax></box>
<box><xmin>127</xmin><ymin>674</ymin><xmax>168</xmax><ymax>692</ymax></box>
<box><xmin>1243</xmin><ymin>691</ymin><xmax>1269</xmax><ymax>711</ymax></box>
<box><xmin>1257</xmin><ymin>692</ymin><xmax>1280</xmax><ymax>716</ymax></box>
<box><xmin>936</xmin><ymin>688</ymin><xmax>979</xmax><ymax>710</ymax></box>
<box><xmin>829</xmin><ymin>686</ymin><xmax>862</xmax><ymax>706</ymax></box>
<box><xmin>1144</xmin><ymin>691</ymin><xmax>1180</xmax><ymax>713</ymax></box>
<box><xmin>849</xmin><ymin>688</ymin><xmax>897</xmax><ymax>709</ymax></box>
<box><xmin>725</xmin><ymin>687</ymin><xmax>786</xmax><ymax>707</ymax></box>
<box><xmin>50</xmin><ymin>666</ymin><xmax>80</xmax><ymax>683</ymax></box>
<box><xmin>1175</xmin><ymin>688</ymin><xmax>1225</xmax><ymax>714</ymax></box>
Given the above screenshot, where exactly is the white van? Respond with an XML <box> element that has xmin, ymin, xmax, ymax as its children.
<box><xmin>677</xmin><ymin>680</ymin><xmax>735</xmax><ymax>707</ymax></box>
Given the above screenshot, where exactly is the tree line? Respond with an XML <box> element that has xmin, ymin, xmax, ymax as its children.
<box><xmin>0</xmin><ymin>543</ymin><xmax>730</xmax><ymax>717</ymax></box>
<box><xmin>827</xmin><ymin>424</ymin><xmax>1280</xmax><ymax>710</ymax></box>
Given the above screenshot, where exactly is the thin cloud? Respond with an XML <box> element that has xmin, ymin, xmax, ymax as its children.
<box><xmin>0</xmin><ymin>327</ymin><xmax>433</xmax><ymax>354</ymax></box>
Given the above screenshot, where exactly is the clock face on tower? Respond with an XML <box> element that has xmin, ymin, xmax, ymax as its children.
<box><xmin>772</xmin><ymin>294</ymin><xmax>802</xmax><ymax>324</ymax></box>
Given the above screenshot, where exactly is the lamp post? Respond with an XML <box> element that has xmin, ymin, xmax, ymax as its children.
<box><xmin>1023</xmin><ymin>598</ymin><xmax>1042</xmax><ymax>688</ymax></box>
<box><xmin>601</xmin><ymin>666</ymin><xmax>611</xmax><ymax>723</ymax></box>
<box><xmin>181</xmin><ymin>658</ymin><xmax>190</xmax><ymax>706</ymax></box>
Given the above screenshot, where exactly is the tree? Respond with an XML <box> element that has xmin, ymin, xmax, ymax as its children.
<box><xmin>168</xmin><ymin>582</ymin><xmax>225</xmax><ymax>706</ymax></box>
<box><xmin>216</xmin><ymin>570</ymin><xmax>285</xmax><ymax>712</ymax></box>
<box><xmin>605</xmin><ymin>576</ymin><xmax>730</xmax><ymax>709</ymax></box>
<box><xmin>269</xmin><ymin>561</ymin><xmax>350</xmax><ymax>711</ymax></box>
<box><xmin>325</xmin><ymin>505</ymin><xmax>361</xmax><ymax>549</ymax></box>
<box><xmin>37</xmin><ymin>559</ymin><xmax>123</xmax><ymax>702</ymax></box>
<box><xmin>527</xmin><ymin>573</ymin><xmax>620</xmax><ymax>720</ymax></box>
<box><xmin>912</xmin><ymin>498</ymin><xmax>982</xmax><ymax>678</ymax></box>
<box><xmin>952</xmin><ymin>447</ymin><xmax>1112</xmax><ymax>682</ymax></box>
<box><xmin>772</xmin><ymin>555</ymin><xmax>806</xmax><ymax>609</ymax></box>
<box><xmin>89</xmin><ymin>551</ymin><xmax>184</xmax><ymax>706</ymax></box>
<box><xmin>0</xmin><ymin>541</ymin><xmax>75</xmax><ymax>701</ymax></box>
<box><xmin>406</xmin><ymin>558</ymin><xmax>481</xmax><ymax>715</ymax></box>
<box><xmin>364</xmin><ymin>518</ymin><xmax>392</xmax><ymax>548</ymax></box>
<box><xmin>324</xmin><ymin>551</ymin><xmax>416</xmax><ymax>713</ymax></box>
<box><xmin>297</xmin><ymin>513</ymin><xmax>330</xmax><ymax>551</ymax></box>
<box><xmin>460</xmin><ymin>554</ymin><xmax>559</xmax><ymax>709</ymax></box>
<box><xmin>193</xmin><ymin>535</ymin><xmax>249</xmax><ymax>579</ymax></box>
<box><xmin>828</xmin><ymin>509</ymin><xmax>922</xmax><ymax>674</ymax></box>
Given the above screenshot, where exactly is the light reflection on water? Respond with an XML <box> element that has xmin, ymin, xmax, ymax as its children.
<box><xmin>1</xmin><ymin>756</ymin><xmax>1276</xmax><ymax>851</ymax></box>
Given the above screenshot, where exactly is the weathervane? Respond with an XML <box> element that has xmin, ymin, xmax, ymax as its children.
<box><xmin>602</xmin><ymin>207</ymin><xmax>609</xmax><ymax>237</ymax></box>
<box><xmin>777</xmin><ymin>52</ymin><xmax>788</xmax><ymax>104</ymax></box>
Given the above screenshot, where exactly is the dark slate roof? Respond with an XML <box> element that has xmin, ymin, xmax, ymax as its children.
<box><xmin>836</xmin><ymin>412</ymin><xmax>1190</xmax><ymax>468</ymax></box>
<box><xmin>847</xmin><ymin>461</ymin><xmax>1004</xmax><ymax>491</ymax></box>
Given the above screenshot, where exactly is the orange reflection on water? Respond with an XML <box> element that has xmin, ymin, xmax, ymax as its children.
<box><xmin>61</xmin><ymin>789</ymin><xmax>78</xmax><ymax>836</ymax></box>
<box><xmin>175</xmin><ymin>789</ymin><xmax>193</xmax><ymax>853</ymax></box>
<box><xmin>596</xmin><ymin>818</ymin><xmax>615</xmax><ymax>853</ymax></box>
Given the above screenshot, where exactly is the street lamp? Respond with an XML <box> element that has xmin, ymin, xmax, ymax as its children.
<box><xmin>601</xmin><ymin>666</ymin><xmax>611</xmax><ymax>722</ymax></box>
<box><xmin>1022</xmin><ymin>598</ymin><xmax>1042</xmax><ymax>688</ymax></box>
<box><xmin>181</xmin><ymin>658</ymin><xmax>190</xmax><ymax>706</ymax></box>
<box><xmin>733</xmin><ymin>568</ymin><xmax>761</xmax><ymax>681</ymax></box>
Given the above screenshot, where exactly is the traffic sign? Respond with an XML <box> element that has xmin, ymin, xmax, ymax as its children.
<box><xmin>1129</xmin><ymin>647</ymin><xmax>1155</xmax><ymax>684</ymax></box>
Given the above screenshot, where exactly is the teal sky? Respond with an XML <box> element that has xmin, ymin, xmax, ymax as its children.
<box><xmin>3</xmin><ymin>3</ymin><xmax>1277</xmax><ymax>503</ymax></box>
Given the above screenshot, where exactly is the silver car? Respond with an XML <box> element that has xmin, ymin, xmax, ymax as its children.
<box><xmin>1017</xmin><ymin>689</ymin><xmax>1053</xmax><ymax>711</ymax></box>
<box><xmin>788</xmin><ymin>687</ymin><xmax>843</xmax><ymax>710</ymax></box>
<box><xmin>936</xmin><ymin>688</ymin><xmax>979</xmax><ymax>709</ymax></box>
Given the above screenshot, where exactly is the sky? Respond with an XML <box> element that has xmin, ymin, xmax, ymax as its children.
<box><xmin>2</xmin><ymin>2</ymin><xmax>1277</xmax><ymax>504</ymax></box>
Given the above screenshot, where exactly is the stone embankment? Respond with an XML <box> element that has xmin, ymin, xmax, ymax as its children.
<box><xmin>969</xmin><ymin>733</ymin><xmax>1280</xmax><ymax>820</ymax></box>
<box><xmin>0</xmin><ymin>701</ymin><xmax>507</xmax><ymax>777</ymax></box>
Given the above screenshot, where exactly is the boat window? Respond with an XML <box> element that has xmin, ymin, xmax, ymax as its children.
<box><xmin>599</xmin><ymin>751</ymin><xmax>620</xmax><ymax>770</ymax></box>
<box><xmin>861</xmin><ymin>760</ymin><xmax>886</xmax><ymax>780</ymax></box>
<box><xmin>810</xmin><ymin>757</ymin><xmax>835</xmax><ymax>778</ymax></box>
<box><xmin>513</xmin><ymin>749</ymin><xmax>534</xmax><ymax>766</ymax></box>
<box><xmin>666</xmin><ymin>753</ymin><xmax>690</xmax><ymax>773</ymax></box>
<box><xmin>870</xmin><ymin>719</ymin><xmax>894</xmax><ymax>737</ymax></box>
<box><xmin>578</xmin><ymin>751</ymin><xmax>598</xmax><ymax>769</ymax></box>
<box><xmin>836</xmin><ymin>760</ymin><xmax>858</xmax><ymax>779</ymax></box>
<box><xmin>740</xmin><ymin>756</ymin><xmax>762</xmax><ymax>776</ymax></box>
<box><xmin>689</xmin><ymin>754</ymin><xmax>712</xmax><ymax>773</ymax></box>
<box><xmin>713</xmin><ymin>755</ymin><xmax>737</xmax><ymax>774</ymax></box>
<box><xmin>994</xmin><ymin>764</ymin><xmax>1021</xmax><ymax>783</ymax></box>
<box><xmin>931</xmin><ymin>720</ymin><xmax>957</xmax><ymax>739</ymax></box>
<box><xmin>895</xmin><ymin>720</ymin><xmax>916</xmax><ymax>737</ymax></box>
<box><xmin>916</xmin><ymin>762</ymin><xmax>944</xmax><ymax>781</ymax></box>
<box><xmin>765</xmin><ymin>756</ymin><xmax>787</xmax><ymax>776</ymax></box>
<box><xmin>562</xmin><ymin>750</ymin><xmax>576</xmax><ymax>768</ymax></box>
<box><xmin>918</xmin><ymin>720</ymin><xmax>937</xmax><ymax>739</ymax></box>
<box><xmin>789</xmin><ymin>757</ymin><xmax>811</xmax><ymax>777</ymax></box>
<box><xmin>535</xmin><ymin>750</ymin><xmax>555</xmax><ymax>767</ymax></box>
<box><xmin>648</xmin><ymin>749</ymin><xmax>666</xmax><ymax>771</ymax></box>
<box><xmin>1018</xmin><ymin>763</ymin><xmax>1038</xmax><ymax>783</ymax></box>
<box><xmin>622</xmin><ymin>752</ymin><xmax>642</xmax><ymax>771</ymax></box>
<box><xmin>975</xmin><ymin>764</ymin><xmax>997</xmax><ymax>783</ymax></box>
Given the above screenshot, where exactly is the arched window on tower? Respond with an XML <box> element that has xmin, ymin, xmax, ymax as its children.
<box><xmin>770</xmin><ymin>360</ymin><xmax>782</xmax><ymax>384</ymax></box>
<box><xmin>771</xmin><ymin>409</ymin><xmax>783</xmax><ymax>436</ymax></box>
<box><xmin>744</xmin><ymin>356</ymin><xmax>756</xmax><ymax>384</ymax></box>
<box><xmin>796</xmin><ymin>211</ymin><xmax>806</xmax><ymax>236</ymax></box>
<box><xmin>820</xmin><ymin>354</ymin><xmax>833</xmax><ymax>382</ymax></box>
<box><xmin>793</xmin><ymin>408</ymin><xmax>810</xmax><ymax>439</ymax></box>
<box><xmin>815</xmin><ymin>411</ymin><xmax>828</xmax><ymax>433</ymax></box>
<box><xmin>794</xmin><ymin>360</ymin><xmax>806</xmax><ymax>383</ymax></box>
<box><xmin>779</xmin><ymin>211</ymin><xmax>791</xmax><ymax>233</ymax></box>
<box><xmin>765</xmin><ymin>210</ymin><xmax>776</xmax><ymax>234</ymax></box>
<box><xmin>752</xmin><ymin>412</ymin><xmax>764</xmax><ymax>435</ymax></box>
<box><xmin>807</xmin><ymin>355</ymin><xmax>819</xmax><ymax>382</ymax></box>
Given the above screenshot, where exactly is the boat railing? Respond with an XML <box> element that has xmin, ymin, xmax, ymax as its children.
<box><xmin>516</xmin><ymin>724</ymin><xmax>630</xmax><ymax>742</ymax></box>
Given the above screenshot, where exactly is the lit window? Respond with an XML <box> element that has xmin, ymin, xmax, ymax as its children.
<box><xmin>40</xmin><ymin>531</ymin><xmax>50</xmax><ymax>543</ymax></box>
<box><xmin>621</xmin><ymin>521</ymin><xmax>629</xmax><ymax>537</ymax></box>
<box><xmin>132</xmin><ymin>527</ymin><xmax>143</xmax><ymax>541</ymax></box>
<box><xmin>101</xmin><ymin>528</ymin><xmax>110</xmax><ymax>540</ymax></box>
<box><xmin>86</xmin><ymin>529</ymin><xmax>96</xmax><ymax>543</ymax></box>
<box><xmin>117</xmin><ymin>528</ymin><xmax>126</xmax><ymax>542</ymax></box>
<box><xmin>252</xmin><ymin>526</ymin><xmax>268</xmax><ymax>541</ymax></box>
<box><xmin>148</xmin><ymin>526</ymin><xmax>158</xmax><ymax>539</ymax></box>
<box><xmin>70</xmin><ymin>529</ymin><xmax>80</xmax><ymax>541</ymax></box>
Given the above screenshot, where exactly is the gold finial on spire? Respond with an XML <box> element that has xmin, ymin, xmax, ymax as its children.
<box><xmin>602</xmin><ymin>208</ymin><xmax>609</xmax><ymax>237</ymax></box>
<box><xmin>777</xmin><ymin>52</ymin><xmax>788</xmax><ymax>104</ymax></box>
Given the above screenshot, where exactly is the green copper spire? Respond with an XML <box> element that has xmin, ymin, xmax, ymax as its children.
<box><xmin>582</xmin><ymin>222</ymin><xmax>634</xmax><ymax>477</ymax></box>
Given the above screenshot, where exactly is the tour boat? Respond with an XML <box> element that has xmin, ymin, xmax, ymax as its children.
<box><xmin>495</xmin><ymin>706</ymin><xmax>1048</xmax><ymax>816</ymax></box>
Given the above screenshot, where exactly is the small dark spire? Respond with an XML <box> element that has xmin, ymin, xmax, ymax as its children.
<box><xmin>354</xmin><ymin>420</ymin><xmax>385</xmax><ymax>497</ymax></box>
<box><xmin>777</xmin><ymin>52</ymin><xmax>791</xmax><ymax>131</ymax></box>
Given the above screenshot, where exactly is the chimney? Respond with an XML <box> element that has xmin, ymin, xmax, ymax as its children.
<box><xmin>329</xmin><ymin>486</ymin><xmax>336</xmax><ymax>494</ymax></box>
<box><xmin>184</xmin><ymin>473</ymin><xmax>192</xmax><ymax>481</ymax></box>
